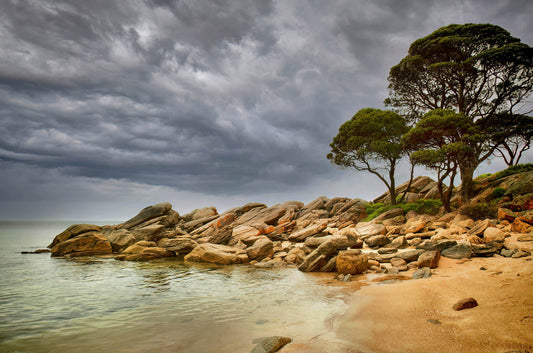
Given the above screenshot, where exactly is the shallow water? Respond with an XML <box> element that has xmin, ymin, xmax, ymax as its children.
<box><xmin>0</xmin><ymin>221</ymin><xmax>350</xmax><ymax>353</ymax></box>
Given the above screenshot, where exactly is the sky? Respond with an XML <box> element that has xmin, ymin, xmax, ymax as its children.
<box><xmin>1</xmin><ymin>0</ymin><xmax>532</xmax><ymax>220</ymax></box>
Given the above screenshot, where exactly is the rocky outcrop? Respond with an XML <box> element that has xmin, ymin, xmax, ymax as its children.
<box><xmin>51</xmin><ymin>232</ymin><xmax>111</xmax><ymax>257</ymax></box>
<box><xmin>184</xmin><ymin>243</ymin><xmax>249</xmax><ymax>265</ymax></box>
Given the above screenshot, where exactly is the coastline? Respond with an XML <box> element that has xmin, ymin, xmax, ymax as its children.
<box><xmin>332</xmin><ymin>256</ymin><xmax>533</xmax><ymax>353</ymax></box>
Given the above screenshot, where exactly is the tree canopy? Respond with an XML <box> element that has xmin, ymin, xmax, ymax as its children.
<box><xmin>328</xmin><ymin>108</ymin><xmax>410</xmax><ymax>205</ymax></box>
<box><xmin>386</xmin><ymin>23</ymin><xmax>533</xmax><ymax>199</ymax></box>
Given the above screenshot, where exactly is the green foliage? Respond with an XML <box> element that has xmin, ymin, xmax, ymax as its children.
<box><xmin>458</xmin><ymin>202</ymin><xmax>497</xmax><ymax>220</ymax></box>
<box><xmin>491</xmin><ymin>187</ymin><xmax>506</xmax><ymax>199</ymax></box>
<box><xmin>328</xmin><ymin>108</ymin><xmax>411</xmax><ymax>205</ymax></box>
<box><xmin>363</xmin><ymin>199</ymin><xmax>443</xmax><ymax>221</ymax></box>
<box><xmin>475</xmin><ymin>173</ymin><xmax>492</xmax><ymax>180</ymax></box>
<box><xmin>491</xmin><ymin>163</ymin><xmax>533</xmax><ymax>180</ymax></box>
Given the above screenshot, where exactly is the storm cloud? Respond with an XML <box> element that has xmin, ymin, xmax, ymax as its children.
<box><xmin>1</xmin><ymin>0</ymin><xmax>532</xmax><ymax>219</ymax></box>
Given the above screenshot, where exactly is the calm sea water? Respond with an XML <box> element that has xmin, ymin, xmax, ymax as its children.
<box><xmin>0</xmin><ymin>221</ymin><xmax>351</xmax><ymax>353</ymax></box>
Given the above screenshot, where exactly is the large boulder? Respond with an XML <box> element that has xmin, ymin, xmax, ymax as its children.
<box><xmin>181</xmin><ymin>207</ymin><xmax>218</xmax><ymax>223</ymax></box>
<box><xmin>157</xmin><ymin>237</ymin><xmax>198</xmax><ymax>254</ymax></box>
<box><xmin>364</xmin><ymin>235</ymin><xmax>389</xmax><ymax>248</ymax></box>
<box><xmin>48</xmin><ymin>224</ymin><xmax>102</xmax><ymax>248</ymax></box>
<box><xmin>246</xmin><ymin>236</ymin><xmax>274</xmax><ymax>261</ymax></box>
<box><xmin>184</xmin><ymin>243</ymin><xmax>249</xmax><ymax>265</ymax></box>
<box><xmin>355</xmin><ymin>222</ymin><xmax>386</xmax><ymax>237</ymax></box>
<box><xmin>130</xmin><ymin>224</ymin><xmax>166</xmax><ymax>242</ymax></box>
<box><xmin>417</xmin><ymin>251</ymin><xmax>440</xmax><ymax>268</ymax></box>
<box><xmin>51</xmin><ymin>232</ymin><xmax>112</xmax><ymax>257</ymax></box>
<box><xmin>442</xmin><ymin>243</ymin><xmax>472</xmax><ymax>259</ymax></box>
<box><xmin>105</xmin><ymin>229</ymin><xmax>136</xmax><ymax>252</ymax></box>
<box><xmin>298</xmin><ymin>239</ymin><xmax>338</xmax><ymax>272</ymax></box>
<box><xmin>116</xmin><ymin>246</ymin><xmax>174</xmax><ymax>261</ymax></box>
<box><xmin>121</xmin><ymin>202</ymin><xmax>173</xmax><ymax>229</ymax></box>
<box><xmin>288</xmin><ymin>222</ymin><xmax>327</xmax><ymax>242</ymax></box>
<box><xmin>336</xmin><ymin>249</ymin><xmax>369</xmax><ymax>275</ymax></box>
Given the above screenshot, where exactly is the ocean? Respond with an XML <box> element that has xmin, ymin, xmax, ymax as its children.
<box><xmin>0</xmin><ymin>221</ymin><xmax>350</xmax><ymax>353</ymax></box>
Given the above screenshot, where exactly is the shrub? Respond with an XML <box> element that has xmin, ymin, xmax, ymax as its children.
<box><xmin>491</xmin><ymin>187</ymin><xmax>506</xmax><ymax>199</ymax></box>
<box><xmin>491</xmin><ymin>163</ymin><xmax>533</xmax><ymax>180</ymax></box>
<box><xmin>475</xmin><ymin>173</ymin><xmax>492</xmax><ymax>181</ymax></box>
<box><xmin>458</xmin><ymin>202</ymin><xmax>497</xmax><ymax>220</ymax></box>
<box><xmin>364</xmin><ymin>199</ymin><xmax>443</xmax><ymax>221</ymax></box>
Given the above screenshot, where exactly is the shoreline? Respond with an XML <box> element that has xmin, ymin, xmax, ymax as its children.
<box><xmin>330</xmin><ymin>256</ymin><xmax>533</xmax><ymax>353</ymax></box>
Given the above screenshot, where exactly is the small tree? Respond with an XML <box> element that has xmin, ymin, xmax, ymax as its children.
<box><xmin>386</xmin><ymin>23</ymin><xmax>533</xmax><ymax>200</ymax></box>
<box><xmin>328</xmin><ymin>108</ymin><xmax>410</xmax><ymax>205</ymax></box>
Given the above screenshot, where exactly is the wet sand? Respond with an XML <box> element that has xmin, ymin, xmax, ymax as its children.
<box><xmin>333</xmin><ymin>256</ymin><xmax>533</xmax><ymax>353</ymax></box>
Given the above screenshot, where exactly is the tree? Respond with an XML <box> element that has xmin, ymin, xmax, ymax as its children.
<box><xmin>481</xmin><ymin>113</ymin><xmax>533</xmax><ymax>166</ymax></box>
<box><xmin>386</xmin><ymin>23</ymin><xmax>533</xmax><ymax>200</ymax></box>
<box><xmin>327</xmin><ymin>108</ymin><xmax>410</xmax><ymax>205</ymax></box>
<box><xmin>403</xmin><ymin>109</ymin><xmax>475</xmax><ymax>211</ymax></box>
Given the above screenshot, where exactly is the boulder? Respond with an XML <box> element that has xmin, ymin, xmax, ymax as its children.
<box><xmin>471</xmin><ymin>243</ymin><xmax>500</xmax><ymax>257</ymax></box>
<box><xmin>288</xmin><ymin>222</ymin><xmax>327</xmax><ymax>242</ymax></box>
<box><xmin>157</xmin><ymin>237</ymin><xmax>198</xmax><ymax>254</ymax></box>
<box><xmin>207</xmin><ymin>225</ymin><xmax>234</xmax><ymax>245</ymax></box>
<box><xmin>181</xmin><ymin>207</ymin><xmax>218</xmax><ymax>223</ymax></box>
<box><xmin>372</xmin><ymin>208</ymin><xmax>405</xmax><ymax>223</ymax></box>
<box><xmin>511</xmin><ymin>218</ymin><xmax>533</xmax><ymax>233</ymax></box>
<box><xmin>130</xmin><ymin>224</ymin><xmax>166</xmax><ymax>241</ymax></box>
<box><xmin>355</xmin><ymin>222</ymin><xmax>386</xmax><ymax>237</ymax></box>
<box><xmin>118</xmin><ymin>246</ymin><xmax>175</xmax><ymax>261</ymax></box>
<box><xmin>388</xmin><ymin>235</ymin><xmax>407</xmax><ymax>249</ymax></box>
<box><xmin>251</xmin><ymin>336</ymin><xmax>292</xmax><ymax>353</ymax></box>
<box><xmin>298</xmin><ymin>239</ymin><xmax>338</xmax><ymax>272</ymax></box>
<box><xmin>483</xmin><ymin>227</ymin><xmax>506</xmax><ymax>244</ymax></box>
<box><xmin>121</xmin><ymin>202</ymin><xmax>173</xmax><ymax>229</ymax></box>
<box><xmin>48</xmin><ymin>224</ymin><xmax>102</xmax><ymax>248</ymax></box>
<box><xmin>497</xmin><ymin>208</ymin><xmax>517</xmax><ymax>223</ymax></box>
<box><xmin>390</xmin><ymin>257</ymin><xmax>408</xmax><ymax>271</ymax></box>
<box><xmin>404</xmin><ymin>220</ymin><xmax>427</xmax><ymax>234</ymax></box>
<box><xmin>182</xmin><ymin>215</ymin><xmax>219</xmax><ymax>232</ymax></box>
<box><xmin>51</xmin><ymin>232</ymin><xmax>112</xmax><ymax>257</ymax></box>
<box><xmin>184</xmin><ymin>243</ymin><xmax>249</xmax><ymax>265</ymax></box>
<box><xmin>336</xmin><ymin>249</ymin><xmax>369</xmax><ymax>275</ymax></box>
<box><xmin>417</xmin><ymin>239</ymin><xmax>457</xmax><ymax>252</ymax></box>
<box><xmin>442</xmin><ymin>244</ymin><xmax>472</xmax><ymax>259</ymax></box>
<box><xmin>364</xmin><ymin>235</ymin><xmax>389</xmax><ymax>248</ymax></box>
<box><xmin>394</xmin><ymin>249</ymin><xmax>425</xmax><ymax>263</ymax></box>
<box><xmin>284</xmin><ymin>247</ymin><xmax>306</xmax><ymax>265</ymax></box>
<box><xmin>468</xmin><ymin>219</ymin><xmax>496</xmax><ymax>237</ymax></box>
<box><xmin>417</xmin><ymin>251</ymin><xmax>440</xmax><ymax>268</ymax></box>
<box><xmin>412</xmin><ymin>267</ymin><xmax>432</xmax><ymax>279</ymax></box>
<box><xmin>106</xmin><ymin>229</ymin><xmax>136</xmax><ymax>252</ymax></box>
<box><xmin>246</xmin><ymin>237</ymin><xmax>274</xmax><ymax>261</ymax></box>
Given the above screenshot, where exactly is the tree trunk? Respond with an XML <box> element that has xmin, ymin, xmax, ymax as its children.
<box><xmin>389</xmin><ymin>163</ymin><xmax>397</xmax><ymax>205</ymax></box>
<box><xmin>459</xmin><ymin>162</ymin><xmax>476</xmax><ymax>203</ymax></box>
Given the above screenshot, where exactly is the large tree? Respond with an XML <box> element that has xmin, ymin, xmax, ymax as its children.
<box><xmin>386</xmin><ymin>23</ymin><xmax>533</xmax><ymax>200</ymax></box>
<box><xmin>327</xmin><ymin>108</ymin><xmax>410</xmax><ymax>205</ymax></box>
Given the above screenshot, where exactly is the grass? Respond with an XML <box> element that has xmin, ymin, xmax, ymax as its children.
<box><xmin>363</xmin><ymin>199</ymin><xmax>443</xmax><ymax>221</ymax></box>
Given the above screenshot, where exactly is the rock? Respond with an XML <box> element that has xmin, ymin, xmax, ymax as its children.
<box><xmin>321</xmin><ymin>256</ymin><xmax>338</xmax><ymax>272</ymax></box>
<box><xmin>355</xmin><ymin>222</ymin><xmax>386</xmax><ymax>237</ymax></box>
<box><xmin>373</xmin><ymin>208</ymin><xmax>405</xmax><ymax>223</ymax></box>
<box><xmin>120</xmin><ymin>246</ymin><xmax>175</xmax><ymax>261</ymax></box>
<box><xmin>382</xmin><ymin>216</ymin><xmax>406</xmax><ymax>227</ymax></box>
<box><xmin>442</xmin><ymin>244</ymin><xmax>472</xmax><ymax>259</ymax></box>
<box><xmin>377</xmin><ymin>248</ymin><xmax>398</xmax><ymax>254</ymax></box>
<box><xmin>390</xmin><ymin>257</ymin><xmax>408</xmax><ymax>271</ymax></box>
<box><xmin>404</xmin><ymin>220</ymin><xmax>427</xmax><ymax>234</ymax></box>
<box><xmin>130</xmin><ymin>224</ymin><xmax>166</xmax><ymax>241</ymax></box>
<box><xmin>288</xmin><ymin>222</ymin><xmax>327</xmax><ymax>242</ymax></box>
<box><xmin>184</xmin><ymin>243</ymin><xmax>249</xmax><ymax>265</ymax></box>
<box><xmin>500</xmin><ymin>248</ymin><xmax>516</xmax><ymax>257</ymax></box>
<box><xmin>105</xmin><ymin>229</ymin><xmax>136</xmax><ymax>252</ymax></box>
<box><xmin>157</xmin><ymin>237</ymin><xmax>198</xmax><ymax>254</ymax></box>
<box><xmin>483</xmin><ymin>227</ymin><xmax>506</xmax><ymax>243</ymax></box>
<box><xmin>48</xmin><ymin>224</ymin><xmax>102</xmax><ymax>248</ymax></box>
<box><xmin>471</xmin><ymin>243</ymin><xmax>500</xmax><ymax>257</ymax></box>
<box><xmin>298</xmin><ymin>239</ymin><xmax>339</xmax><ymax>272</ymax></box>
<box><xmin>21</xmin><ymin>249</ymin><xmax>51</xmax><ymax>254</ymax></box>
<box><xmin>336</xmin><ymin>249</ymin><xmax>369</xmax><ymax>275</ymax></box>
<box><xmin>511</xmin><ymin>218</ymin><xmax>533</xmax><ymax>233</ymax></box>
<box><xmin>181</xmin><ymin>207</ymin><xmax>218</xmax><ymax>223</ymax></box>
<box><xmin>388</xmin><ymin>235</ymin><xmax>407</xmax><ymax>249</ymax></box>
<box><xmin>51</xmin><ymin>232</ymin><xmax>112</xmax><ymax>257</ymax></box>
<box><xmin>417</xmin><ymin>251</ymin><xmax>440</xmax><ymax>268</ymax></box>
<box><xmin>468</xmin><ymin>219</ymin><xmax>496</xmax><ymax>236</ymax></box>
<box><xmin>412</xmin><ymin>267</ymin><xmax>432</xmax><ymax>279</ymax></box>
<box><xmin>284</xmin><ymin>248</ymin><xmax>306</xmax><ymax>265</ymax></box>
<box><xmin>452</xmin><ymin>297</ymin><xmax>478</xmax><ymax>311</ymax></box>
<box><xmin>498</xmin><ymin>208</ymin><xmax>517</xmax><ymax>223</ymax></box>
<box><xmin>518</xmin><ymin>234</ymin><xmax>533</xmax><ymax>242</ymax></box>
<box><xmin>207</xmin><ymin>225</ymin><xmax>234</xmax><ymax>244</ymax></box>
<box><xmin>251</xmin><ymin>336</ymin><xmax>292</xmax><ymax>353</ymax></box>
<box><xmin>121</xmin><ymin>202</ymin><xmax>173</xmax><ymax>229</ymax></box>
<box><xmin>298</xmin><ymin>196</ymin><xmax>329</xmax><ymax>218</ymax></box>
<box><xmin>246</xmin><ymin>236</ymin><xmax>274</xmax><ymax>261</ymax></box>
<box><xmin>182</xmin><ymin>215</ymin><xmax>219</xmax><ymax>232</ymax></box>
<box><xmin>395</xmin><ymin>249</ymin><xmax>425</xmax><ymax>262</ymax></box>
<box><xmin>364</xmin><ymin>235</ymin><xmax>389</xmax><ymax>248</ymax></box>
<box><xmin>511</xmin><ymin>250</ymin><xmax>530</xmax><ymax>258</ymax></box>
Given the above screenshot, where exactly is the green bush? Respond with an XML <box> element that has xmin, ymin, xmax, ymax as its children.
<box><xmin>491</xmin><ymin>163</ymin><xmax>533</xmax><ymax>180</ymax></box>
<box><xmin>458</xmin><ymin>202</ymin><xmax>497</xmax><ymax>220</ymax></box>
<box><xmin>363</xmin><ymin>199</ymin><xmax>443</xmax><ymax>221</ymax></box>
<box><xmin>491</xmin><ymin>187</ymin><xmax>506</xmax><ymax>199</ymax></box>
<box><xmin>475</xmin><ymin>173</ymin><xmax>492</xmax><ymax>181</ymax></box>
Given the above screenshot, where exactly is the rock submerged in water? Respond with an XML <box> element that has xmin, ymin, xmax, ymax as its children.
<box><xmin>251</xmin><ymin>336</ymin><xmax>292</xmax><ymax>353</ymax></box>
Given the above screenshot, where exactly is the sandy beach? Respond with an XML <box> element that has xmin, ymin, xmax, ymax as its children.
<box><xmin>331</xmin><ymin>256</ymin><xmax>533</xmax><ymax>353</ymax></box>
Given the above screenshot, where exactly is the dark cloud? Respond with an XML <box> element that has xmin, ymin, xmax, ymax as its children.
<box><xmin>0</xmin><ymin>0</ymin><xmax>531</xmax><ymax>219</ymax></box>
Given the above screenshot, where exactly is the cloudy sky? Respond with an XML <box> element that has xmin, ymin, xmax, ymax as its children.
<box><xmin>1</xmin><ymin>0</ymin><xmax>532</xmax><ymax>220</ymax></box>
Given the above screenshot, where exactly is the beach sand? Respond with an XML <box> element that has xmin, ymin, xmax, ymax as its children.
<box><xmin>332</xmin><ymin>256</ymin><xmax>533</xmax><ymax>353</ymax></box>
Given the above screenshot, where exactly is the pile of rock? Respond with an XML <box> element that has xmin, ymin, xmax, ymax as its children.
<box><xmin>47</xmin><ymin>174</ymin><xmax>533</xmax><ymax>278</ymax></box>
